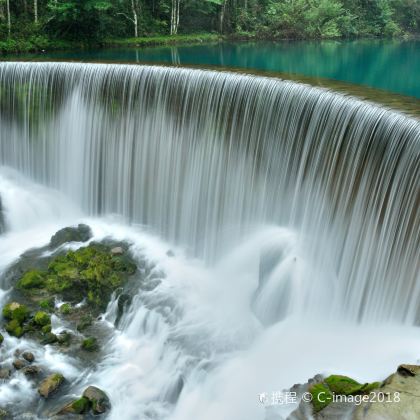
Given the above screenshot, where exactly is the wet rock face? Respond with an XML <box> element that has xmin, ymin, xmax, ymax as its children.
<box><xmin>49</xmin><ymin>224</ymin><xmax>92</xmax><ymax>248</ymax></box>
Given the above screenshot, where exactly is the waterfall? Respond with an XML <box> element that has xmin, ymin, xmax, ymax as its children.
<box><xmin>0</xmin><ymin>61</ymin><xmax>419</xmax><ymax>328</ymax></box>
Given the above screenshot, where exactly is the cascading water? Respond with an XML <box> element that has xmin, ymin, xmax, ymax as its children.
<box><xmin>0</xmin><ymin>62</ymin><xmax>419</xmax><ymax>419</ymax></box>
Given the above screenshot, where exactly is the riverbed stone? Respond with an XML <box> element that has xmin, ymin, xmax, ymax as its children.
<box><xmin>38</xmin><ymin>373</ymin><xmax>65</xmax><ymax>398</ymax></box>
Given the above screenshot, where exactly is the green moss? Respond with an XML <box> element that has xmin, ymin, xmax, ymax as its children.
<box><xmin>77</xmin><ymin>314</ymin><xmax>93</xmax><ymax>332</ymax></box>
<box><xmin>5</xmin><ymin>319</ymin><xmax>24</xmax><ymax>337</ymax></box>
<box><xmin>57</xmin><ymin>331</ymin><xmax>72</xmax><ymax>346</ymax></box>
<box><xmin>34</xmin><ymin>311</ymin><xmax>51</xmax><ymax>327</ymax></box>
<box><xmin>59</xmin><ymin>303</ymin><xmax>72</xmax><ymax>315</ymax></box>
<box><xmin>20</xmin><ymin>244</ymin><xmax>135</xmax><ymax>312</ymax></box>
<box><xmin>0</xmin><ymin>333</ymin><xmax>3</xmax><ymax>344</ymax></box>
<box><xmin>325</xmin><ymin>375</ymin><xmax>364</xmax><ymax>395</ymax></box>
<box><xmin>41</xmin><ymin>324</ymin><xmax>52</xmax><ymax>334</ymax></box>
<box><xmin>41</xmin><ymin>332</ymin><xmax>58</xmax><ymax>345</ymax></box>
<box><xmin>361</xmin><ymin>382</ymin><xmax>381</xmax><ymax>393</ymax></box>
<box><xmin>17</xmin><ymin>270</ymin><xmax>45</xmax><ymax>289</ymax></box>
<box><xmin>324</xmin><ymin>375</ymin><xmax>380</xmax><ymax>395</ymax></box>
<box><xmin>39</xmin><ymin>298</ymin><xmax>55</xmax><ymax>312</ymax></box>
<box><xmin>3</xmin><ymin>302</ymin><xmax>30</xmax><ymax>323</ymax></box>
<box><xmin>81</xmin><ymin>337</ymin><xmax>98</xmax><ymax>352</ymax></box>
<box><xmin>310</xmin><ymin>383</ymin><xmax>333</xmax><ymax>412</ymax></box>
<box><xmin>71</xmin><ymin>397</ymin><xmax>90</xmax><ymax>414</ymax></box>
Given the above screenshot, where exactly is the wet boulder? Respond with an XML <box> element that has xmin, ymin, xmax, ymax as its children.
<box><xmin>82</xmin><ymin>386</ymin><xmax>111</xmax><ymax>414</ymax></box>
<box><xmin>12</xmin><ymin>359</ymin><xmax>27</xmax><ymax>370</ymax></box>
<box><xmin>22</xmin><ymin>351</ymin><xmax>35</xmax><ymax>363</ymax></box>
<box><xmin>49</xmin><ymin>224</ymin><xmax>92</xmax><ymax>249</ymax></box>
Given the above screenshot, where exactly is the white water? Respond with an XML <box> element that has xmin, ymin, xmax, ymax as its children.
<box><xmin>0</xmin><ymin>169</ymin><xmax>419</xmax><ymax>419</ymax></box>
<box><xmin>0</xmin><ymin>62</ymin><xmax>419</xmax><ymax>418</ymax></box>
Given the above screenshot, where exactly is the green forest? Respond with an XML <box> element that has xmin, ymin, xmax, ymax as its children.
<box><xmin>0</xmin><ymin>0</ymin><xmax>419</xmax><ymax>52</ymax></box>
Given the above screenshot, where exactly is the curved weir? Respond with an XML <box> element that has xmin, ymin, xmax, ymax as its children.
<box><xmin>0</xmin><ymin>62</ymin><xmax>419</xmax><ymax>327</ymax></box>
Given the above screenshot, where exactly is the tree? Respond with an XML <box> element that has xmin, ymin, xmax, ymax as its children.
<box><xmin>116</xmin><ymin>0</ymin><xmax>141</xmax><ymax>37</ymax></box>
<box><xmin>34</xmin><ymin>0</ymin><xmax>38</xmax><ymax>24</ymax></box>
<box><xmin>6</xmin><ymin>0</ymin><xmax>10</xmax><ymax>37</ymax></box>
<box><xmin>170</xmin><ymin>0</ymin><xmax>181</xmax><ymax>34</ymax></box>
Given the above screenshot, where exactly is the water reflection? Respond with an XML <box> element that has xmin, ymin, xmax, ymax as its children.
<box><xmin>3</xmin><ymin>40</ymin><xmax>420</xmax><ymax>98</ymax></box>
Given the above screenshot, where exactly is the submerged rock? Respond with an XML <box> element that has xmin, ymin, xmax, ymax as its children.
<box><xmin>21</xmin><ymin>365</ymin><xmax>41</xmax><ymax>377</ymax></box>
<box><xmin>38</xmin><ymin>373</ymin><xmax>65</xmax><ymax>398</ymax></box>
<box><xmin>82</xmin><ymin>386</ymin><xmax>111</xmax><ymax>414</ymax></box>
<box><xmin>22</xmin><ymin>351</ymin><xmax>35</xmax><ymax>363</ymax></box>
<box><xmin>0</xmin><ymin>368</ymin><xmax>11</xmax><ymax>380</ymax></box>
<box><xmin>12</xmin><ymin>359</ymin><xmax>27</xmax><ymax>370</ymax></box>
<box><xmin>49</xmin><ymin>224</ymin><xmax>92</xmax><ymax>248</ymax></box>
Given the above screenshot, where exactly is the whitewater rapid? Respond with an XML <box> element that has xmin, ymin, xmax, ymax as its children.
<box><xmin>1</xmin><ymin>168</ymin><xmax>419</xmax><ymax>419</ymax></box>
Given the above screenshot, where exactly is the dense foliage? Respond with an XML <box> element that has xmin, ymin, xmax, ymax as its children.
<box><xmin>0</xmin><ymin>0</ymin><xmax>419</xmax><ymax>51</ymax></box>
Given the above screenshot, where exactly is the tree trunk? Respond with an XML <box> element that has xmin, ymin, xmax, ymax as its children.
<box><xmin>34</xmin><ymin>0</ymin><xmax>38</xmax><ymax>24</ymax></box>
<box><xmin>6</xmin><ymin>0</ymin><xmax>10</xmax><ymax>37</ymax></box>
<box><xmin>131</xmin><ymin>0</ymin><xmax>138</xmax><ymax>38</ymax></box>
<box><xmin>170</xmin><ymin>0</ymin><xmax>180</xmax><ymax>35</ymax></box>
<box><xmin>220</xmin><ymin>0</ymin><xmax>227</xmax><ymax>34</ymax></box>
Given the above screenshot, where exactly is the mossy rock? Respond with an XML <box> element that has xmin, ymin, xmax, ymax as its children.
<box><xmin>59</xmin><ymin>303</ymin><xmax>72</xmax><ymax>315</ymax></box>
<box><xmin>38</xmin><ymin>373</ymin><xmax>64</xmax><ymax>398</ymax></box>
<box><xmin>39</xmin><ymin>298</ymin><xmax>55</xmax><ymax>312</ymax></box>
<box><xmin>2</xmin><ymin>302</ymin><xmax>30</xmax><ymax>323</ymax></box>
<box><xmin>82</xmin><ymin>386</ymin><xmax>110</xmax><ymax>414</ymax></box>
<box><xmin>16</xmin><ymin>243</ymin><xmax>137</xmax><ymax>313</ymax></box>
<box><xmin>41</xmin><ymin>324</ymin><xmax>52</xmax><ymax>334</ymax></box>
<box><xmin>34</xmin><ymin>311</ymin><xmax>51</xmax><ymax>327</ymax></box>
<box><xmin>76</xmin><ymin>314</ymin><xmax>93</xmax><ymax>332</ymax></box>
<box><xmin>41</xmin><ymin>332</ymin><xmax>58</xmax><ymax>345</ymax></box>
<box><xmin>58</xmin><ymin>397</ymin><xmax>90</xmax><ymax>414</ymax></box>
<box><xmin>81</xmin><ymin>337</ymin><xmax>98</xmax><ymax>352</ymax></box>
<box><xmin>5</xmin><ymin>319</ymin><xmax>24</xmax><ymax>337</ymax></box>
<box><xmin>324</xmin><ymin>375</ymin><xmax>364</xmax><ymax>395</ymax></box>
<box><xmin>310</xmin><ymin>382</ymin><xmax>333</xmax><ymax>412</ymax></box>
<box><xmin>325</xmin><ymin>375</ymin><xmax>379</xmax><ymax>395</ymax></box>
<box><xmin>0</xmin><ymin>333</ymin><xmax>3</xmax><ymax>345</ymax></box>
<box><xmin>17</xmin><ymin>270</ymin><xmax>45</xmax><ymax>289</ymax></box>
<box><xmin>57</xmin><ymin>330</ymin><xmax>72</xmax><ymax>346</ymax></box>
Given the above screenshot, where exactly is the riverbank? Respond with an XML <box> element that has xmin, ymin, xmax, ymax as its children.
<box><xmin>0</xmin><ymin>33</ymin><xmax>221</xmax><ymax>55</ymax></box>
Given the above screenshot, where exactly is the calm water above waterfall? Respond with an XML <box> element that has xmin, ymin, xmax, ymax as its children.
<box><xmin>9</xmin><ymin>40</ymin><xmax>420</xmax><ymax>98</ymax></box>
<box><xmin>0</xmin><ymin>61</ymin><xmax>418</xmax><ymax>419</ymax></box>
